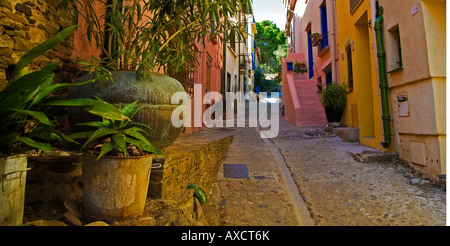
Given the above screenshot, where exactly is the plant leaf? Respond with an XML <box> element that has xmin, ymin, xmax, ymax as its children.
<box><xmin>4</xmin><ymin>69</ymin><xmax>54</xmax><ymax>93</ymax></box>
<box><xmin>30</xmin><ymin>78</ymin><xmax>96</xmax><ymax>107</ymax></box>
<box><xmin>97</xmin><ymin>141</ymin><xmax>117</xmax><ymax>160</ymax></box>
<box><xmin>46</xmin><ymin>98</ymin><xmax>127</xmax><ymax>121</ymax></box>
<box><xmin>76</xmin><ymin>121</ymin><xmax>111</xmax><ymax>128</ymax></box>
<box><xmin>0</xmin><ymin>133</ymin><xmax>21</xmax><ymax>146</ymax></box>
<box><xmin>20</xmin><ymin>136</ymin><xmax>52</xmax><ymax>151</ymax></box>
<box><xmin>124</xmin><ymin>127</ymin><xmax>149</xmax><ymax>142</ymax></box>
<box><xmin>125</xmin><ymin>136</ymin><xmax>165</xmax><ymax>156</ymax></box>
<box><xmin>120</xmin><ymin>101</ymin><xmax>142</xmax><ymax>118</ymax></box>
<box><xmin>112</xmin><ymin>133</ymin><xmax>127</xmax><ymax>158</ymax></box>
<box><xmin>13</xmin><ymin>25</ymin><xmax>79</xmax><ymax>80</ymax></box>
<box><xmin>81</xmin><ymin>127</ymin><xmax>119</xmax><ymax>149</ymax></box>
<box><xmin>10</xmin><ymin>109</ymin><xmax>53</xmax><ymax>126</ymax></box>
<box><xmin>69</xmin><ymin>131</ymin><xmax>95</xmax><ymax>139</ymax></box>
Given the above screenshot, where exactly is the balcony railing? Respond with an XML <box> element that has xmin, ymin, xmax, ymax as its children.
<box><xmin>350</xmin><ymin>0</ymin><xmax>363</xmax><ymax>14</ymax></box>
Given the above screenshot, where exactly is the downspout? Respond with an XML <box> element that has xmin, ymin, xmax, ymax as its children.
<box><xmin>238</xmin><ymin>11</ymin><xmax>241</xmax><ymax>93</ymax></box>
<box><xmin>374</xmin><ymin>6</ymin><xmax>391</xmax><ymax>149</ymax></box>
<box><xmin>223</xmin><ymin>30</ymin><xmax>227</xmax><ymax>94</ymax></box>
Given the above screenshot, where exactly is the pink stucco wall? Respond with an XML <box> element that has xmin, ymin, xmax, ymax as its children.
<box><xmin>282</xmin><ymin>53</ymin><xmax>306</xmax><ymax>126</ymax></box>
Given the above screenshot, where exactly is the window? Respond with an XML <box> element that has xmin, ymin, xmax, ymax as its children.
<box><xmin>346</xmin><ymin>44</ymin><xmax>353</xmax><ymax>90</ymax></box>
<box><xmin>387</xmin><ymin>25</ymin><xmax>403</xmax><ymax>71</ymax></box>
<box><xmin>227</xmin><ymin>73</ymin><xmax>232</xmax><ymax>92</ymax></box>
<box><xmin>319</xmin><ymin>5</ymin><xmax>329</xmax><ymax>52</ymax></box>
<box><xmin>325</xmin><ymin>67</ymin><xmax>332</xmax><ymax>85</ymax></box>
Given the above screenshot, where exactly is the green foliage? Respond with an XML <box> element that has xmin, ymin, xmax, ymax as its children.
<box><xmin>255</xmin><ymin>20</ymin><xmax>287</xmax><ymax>74</ymax></box>
<box><xmin>293</xmin><ymin>61</ymin><xmax>307</xmax><ymax>74</ymax></box>
<box><xmin>254</xmin><ymin>68</ymin><xmax>281</xmax><ymax>92</ymax></box>
<box><xmin>61</xmin><ymin>0</ymin><xmax>246</xmax><ymax>79</ymax></box>
<box><xmin>0</xmin><ymin>26</ymin><xmax>85</xmax><ymax>157</ymax></box>
<box><xmin>274</xmin><ymin>44</ymin><xmax>288</xmax><ymax>71</ymax></box>
<box><xmin>310</xmin><ymin>33</ymin><xmax>321</xmax><ymax>39</ymax></box>
<box><xmin>320</xmin><ymin>82</ymin><xmax>348</xmax><ymax>111</ymax></box>
<box><xmin>68</xmin><ymin>100</ymin><xmax>165</xmax><ymax>160</ymax></box>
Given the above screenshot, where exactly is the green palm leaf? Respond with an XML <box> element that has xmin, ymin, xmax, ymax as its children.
<box><xmin>20</xmin><ymin>136</ymin><xmax>52</xmax><ymax>151</ymax></box>
<box><xmin>10</xmin><ymin>109</ymin><xmax>53</xmax><ymax>126</ymax></box>
<box><xmin>13</xmin><ymin>25</ymin><xmax>79</xmax><ymax>80</ymax></box>
<box><xmin>46</xmin><ymin>98</ymin><xmax>127</xmax><ymax>121</ymax></box>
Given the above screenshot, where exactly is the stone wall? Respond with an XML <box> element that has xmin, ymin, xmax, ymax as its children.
<box><xmin>0</xmin><ymin>0</ymin><xmax>76</xmax><ymax>90</ymax></box>
<box><xmin>24</xmin><ymin>135</ymin><xmax>233</xmax><ymax>225</ymax></box>
<box><xmin>149</xmin><ymin>135</ymin><xmax>233</xmax><ymax>200</ymax></box>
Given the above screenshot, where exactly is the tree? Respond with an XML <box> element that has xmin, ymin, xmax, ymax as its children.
<box><xmin>255</xmin><ymin>20</ymin><xmax>287</xmax><ymax>74</ymax></box>
<box><xmin>274</xmin><ymin>44</ymin><xmax>288</xmax><ymax>74</ymax></box>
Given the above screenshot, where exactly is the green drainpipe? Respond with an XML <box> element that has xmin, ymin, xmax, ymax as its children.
<box><xmin>375</xmin><ymin>6</ymin><xmax>391</xmax><ymax>149</ymax></box>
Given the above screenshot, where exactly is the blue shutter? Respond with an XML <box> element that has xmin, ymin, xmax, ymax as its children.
<box><xmin>307</xmin><ymin>31</ymin><xmax>314</xmax><ymax>78</ymax></box>
<box><xmin>320</xmin><ymin>6</ymin><xmax>329</xmax><ymax>48</ymax></box>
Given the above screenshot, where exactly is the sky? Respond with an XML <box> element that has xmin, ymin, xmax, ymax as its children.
<box><xmin>253</xmin><ymin>0</ymin><xmax>307</xmax><ymax>30</ymax></box>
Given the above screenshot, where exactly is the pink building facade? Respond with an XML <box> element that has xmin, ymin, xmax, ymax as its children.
<box><xmin>282</xmin><ymin>0</ymin><xmax>339</xmax><ymax>126</ymax></box>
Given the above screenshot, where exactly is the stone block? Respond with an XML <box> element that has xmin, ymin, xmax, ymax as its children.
<box><xmin>0</xmin><ymin>34</ymin><xmax>13</xmax><ymax>48</ymax></box>
<box><xmin>336</xmin><ymin>127</ymin><xmax>359</xmax><ymax>142</ymax></box>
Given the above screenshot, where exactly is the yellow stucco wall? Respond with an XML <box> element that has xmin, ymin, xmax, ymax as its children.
<box><xmin>336</xmin><ymin>0</ymin><xmax>391</xmax><ymax>151</ymax></box>
<box><xmin>379</xmin><ymin>0</ymin><xmax>446</xmax><ymax>179</ymax></box>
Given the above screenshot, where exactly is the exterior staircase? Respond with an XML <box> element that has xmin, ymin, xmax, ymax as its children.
<box><xmin>293</xmin><ymin>79</ymin><xmax>327</xmax><ymax>126</ymax></box>
<box><xmin>282</xmin><ymin>53</ymin><xmax>327</xmax><ymax>127</ymax></box>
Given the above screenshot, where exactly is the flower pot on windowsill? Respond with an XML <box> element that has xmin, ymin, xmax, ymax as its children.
<box><xmin>312</xmin><ymin>35</ymin><xmax>323</xmax><ymax>47</ymax></box>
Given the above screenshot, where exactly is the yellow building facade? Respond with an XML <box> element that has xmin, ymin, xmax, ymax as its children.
<box><xmin>336</xmin><ymin>0</ymin><xmax>445</xmax><ymax>180</ymax></box>
<box><xmin>336</xmin><ymin>0</ymin><xmax>393</xmax><ymax>152</ymax></box>
<box><xmin>378</xmin><ymin>0</ymin><xmax>446</xmax><ymax>180</ymax></box>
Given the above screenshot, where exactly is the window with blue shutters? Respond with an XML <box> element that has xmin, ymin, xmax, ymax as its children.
<box><xmin>319</xmin><ymin>5</ymin><xmax>329</xmax><ymax>53</ymax></box>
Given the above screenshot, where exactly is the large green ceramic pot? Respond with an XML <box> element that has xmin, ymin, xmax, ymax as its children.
<box><xmin>68</xmin><ymin>71</ymin><xmax>186</xmax><ymax>148</ymax></box>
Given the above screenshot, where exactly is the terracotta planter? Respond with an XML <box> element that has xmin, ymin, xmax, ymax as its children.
<box><xmin>0</xmin><ymin>155</ymin><xmax>28</xmax><ymax>226</ymax></box>
<box><xmin>81</xmin><ymin>154</ymin><xmax>153</xmax><ymax>222</ymax></box>
<box><xmin>68</xmin><ymin>71</ymin><xmax>186</xmax><ymax>148</ymax></box>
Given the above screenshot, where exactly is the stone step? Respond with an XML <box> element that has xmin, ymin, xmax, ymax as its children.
<box><xmin>296</xmin><ymin>90</ymin><xmax>320</xmax><ymax>96</ymax></box>
<box><xmin>347</xmin><ymin>149</ymin><xmax>398</xmax><ymax>163</ymax></box>
<box><xmin>293</xmin><ymin>79</ymin><xmax>327</xmax><ymax>126</ymax></box>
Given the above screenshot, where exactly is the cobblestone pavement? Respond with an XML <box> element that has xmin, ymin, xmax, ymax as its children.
<box><xmin>269</xmin><ymin>120</ymin><xmax>446</xmax><ymax>226</ymax></box>
<box><xmin>206</xmin><ymin>126</ymin><xmax>300</xmax><ymax>226</ymax></box>
<box><xmin>205</xmin><ymin>117</ymin><xmax>446</xmax><ymax>226</ymax></box>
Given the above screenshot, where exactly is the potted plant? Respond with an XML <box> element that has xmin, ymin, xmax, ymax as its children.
<box><xmin>293</xmin><ymin>61</ymin><xmax>308</xmax><ymax>74</ymax></box>
<box><xmin>0</xmin><ymin>25</ymin><xmax>113</xmax><ymax>225</ymax></box>
<box><xmin>61</xmin><ymin>0</ymin><xmax>246</xmax><ymax>148</ymax></box>
<box><xmin>54</xmin><ymin>99</ymin><xmax>165</xmax><ymax>222</ymax></box>
<box><xmin>319</xmin><ymin>82</ymin><xmax>348</xmax><ymax>123</ymax></box>
<box><xmin>310</xmin><ymin>33</ymin><xmax>323</xmax><ymax>47</ymax></box>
